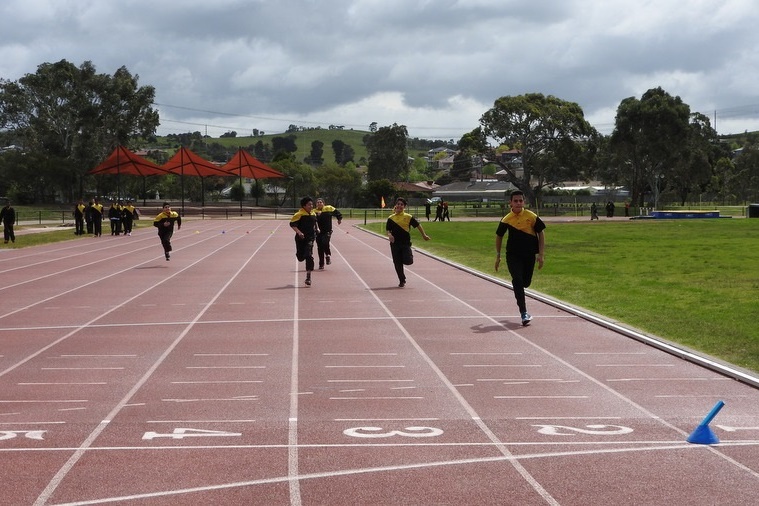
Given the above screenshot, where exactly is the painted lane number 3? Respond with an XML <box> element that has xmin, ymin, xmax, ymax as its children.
<box><xmin>343</xmin><ymin>426</ymin><xmax>444</xmax><ymax>438</ymax></box>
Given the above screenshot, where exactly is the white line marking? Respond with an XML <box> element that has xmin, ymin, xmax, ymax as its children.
<box><xmin>327</xmin><ymin>379</ymin><xmax>413</xmax><ymax>383</ymax></box>
<box><xmin>43</xmin><ymin>444</ymin><xmax>730</xmax><ymax>505</ymax></box>
<box><xmin>494</xmin><ymin>396</ymin><xmax>589</xmax><ymax>399</ymax></box>
<box><xmin>463</xmin><ymin>364</ymin><xmax>542</xmax><ymax>368</ymax></box>
<box><xmin>18</xmin><ymin>383</ymin><xmax>107</xmax><ymax>386</ymax></box>
<box><xmin>517</xmin><ymin>417</ymin><xmax>623</xmax><ymax>420</ymax></box>
<box><xmin>597</xmin><ymin>364</ymin><xmax>674</xmax><ymax>367</ymax></box>
<box><xmin>55</xmin><ymin>355</ymin><xmax>136</xmax><ymax>358</ymax></box>
<box><xmin>335</xmin><ymin>418</ymin><xmax>440</xmax><ymax>421</ymax></box>
<box><xmin>185</xmin><ymin>366</ymin><xmax>264</xmax><ymax>369</ymax></box>
<box><xmin>323</xmin><ymin>353</ymin><xmax>397</xmax><ymax>356</ymax></box>
<box><xmin>325</xmin><ymin>365</ymin><xmax>405</xmax><ymax>368</ymax></box>
<box><xmin>146</xmin><ymin>420</ymin><xmax>257</xmax><ymax>424</ymax></box>
<box><xmin>193</xmin><ymin>354</ymin><xmax>268</xmax><ymax>357</ymax></box>
<box><xmin>330</xmin><ymin>396</ymin><xmax>424</xmax><ymax>400</ymax></box>
<box><xmin>171</xmin><ymin>381</ymin><xmax>262</xmax><ymax>384</ymax></box>
<box><xmin>607</xmin><ymin>377</ymin><xmax>729</xmax><ymax>382</ymax></box>
<box><xmin>41</xmin><ymin>367</ymin><xmax>124</xmax><ymax>371</ymax></box>
<box><xmin>575</xmin><ymin>352</ymin><xmax>646</xmax><ymax>355</ymax></box>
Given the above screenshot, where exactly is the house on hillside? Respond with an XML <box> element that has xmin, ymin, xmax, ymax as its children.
<box><xmin>433</xmin><ymin>179</ymin><xmax>515</xmax><ymax>203</ymax></box>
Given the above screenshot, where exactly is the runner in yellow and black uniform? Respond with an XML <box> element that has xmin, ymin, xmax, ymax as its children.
<box><xmin>290</xmin><ymin>196</ymin><xmax>319</xmax><ymax>286</ymax></box>
<box><xmin>314</xmin><ymin>198</ymin><xmax>342</xmax><ymax>269</ymax></box>
<box><xmin>385</xmin><ymin>197</ymin><xmax>430</xmax><ymax>287</ymax></box>
<box><xmin>153</xmin><ymin>202</ymin><xmax>181</xmax><ymax>261</ymax></box>
<box><xmin>495</xmin><ymin>190</ymin><xmax>546</xmax><ymax>326</ymax></box>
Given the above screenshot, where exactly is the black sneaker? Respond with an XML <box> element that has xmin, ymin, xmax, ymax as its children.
<box><xmin>165</xmin><ymin>252</ymin><xmax>170</xmax><ymax>261</ymax></box>
<box><xmin>521</xmin><ymin>312</ymin><xmax>532</xmax><ymax>326</ymax></box>
<box><xmin>398</xmin><ymin>281</ymin><xmax>405</xmax><ymax>287</ymax></box>
<box><xmin>326</xmin><ymin>255</ymin><xmax>331</xmax><ymax>265</ymax></box>
<box><xmin>305</xmin><ymin>274</ymin><xmax>311</xmax><ymax>286</ymax></box>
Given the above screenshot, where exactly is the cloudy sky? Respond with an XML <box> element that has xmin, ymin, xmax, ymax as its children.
<box><xmin>3</xmin><ymin>0</ymin><xmax>759</xmax><ymax>141</ymax></box>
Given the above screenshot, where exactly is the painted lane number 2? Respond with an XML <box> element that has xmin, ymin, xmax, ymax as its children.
<box><xmin>533</xmin><ymin>424</ymin><xmax>633</xmax><ymax>436</ymax></box>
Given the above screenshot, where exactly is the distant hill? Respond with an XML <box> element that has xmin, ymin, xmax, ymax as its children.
<box><xmin>201</xmin><ymin>128</ymin><xmax>371</xmax><ymax>165</ymax></box>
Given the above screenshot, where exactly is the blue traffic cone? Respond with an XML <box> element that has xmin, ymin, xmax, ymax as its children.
<box><xmin>687</xmin><ymin>424</ymin><xmax>720</xmax><ymax>445</ymax></box>
<box><xmin>687</xmin><ymin>400</ymin><xmax>724</xmax><ymax>445</ymax></box>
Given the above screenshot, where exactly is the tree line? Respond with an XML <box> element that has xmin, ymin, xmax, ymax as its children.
<box><xmin>2</xmin><ymin>59</ymin><xmax>758</xmax><ymax>209</ymax></box>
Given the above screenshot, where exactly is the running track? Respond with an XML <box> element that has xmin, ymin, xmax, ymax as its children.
<box><xmin>1</xmin><ymin>218</ymin><xmax>758</xmax><ymax>505</ymax></box>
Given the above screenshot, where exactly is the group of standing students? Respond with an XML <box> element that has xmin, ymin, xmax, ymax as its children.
<box><xmin>73</xmin><ymin>198</ymin><xmax>139</xmax><ymax>237</ymax></box>
<box><xmin>290</xmin><ymin>190</ymin><xmax>545</xmax><ymax>326</ymax></box>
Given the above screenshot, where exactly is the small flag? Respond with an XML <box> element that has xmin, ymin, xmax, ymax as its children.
<box><xmin>381</xmin><ymin>196</ymin><xmax>386</xmax><ymax>208</ymax></box>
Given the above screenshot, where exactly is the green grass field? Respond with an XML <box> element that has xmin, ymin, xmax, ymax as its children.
<box><xmin>363</xmin><ymin>218</ymin><xmax>759</xmax><ymax>374</ymax></box>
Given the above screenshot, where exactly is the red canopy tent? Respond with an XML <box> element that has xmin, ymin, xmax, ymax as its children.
<box><xmin>161</xmin><ymin>147</ymin><xmax>232</xmax><ymax>211</ymax></box>
<box><xmin>221</xmin><ymin>148</ymin><xmax>285</xmax><ymax>213</ymax></box>
<box><xmin>88</xmin><ymin>145</ymin><xmax>169</xmax><ymax>204</ymax></box>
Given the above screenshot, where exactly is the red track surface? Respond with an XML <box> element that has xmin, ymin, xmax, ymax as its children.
<box><xmin>1</xmin><ymin>219</ymin><xmax>758</xmax><ymax>505</ymax></box>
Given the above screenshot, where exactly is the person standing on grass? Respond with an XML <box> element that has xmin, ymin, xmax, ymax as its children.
<box><xmin>290</xmin><ymin>196</ymin><xmax>318</xmax><ymax>286</ymax></box>
<box><xmin>386</xmin><ymin>197</ymin><xmax>430</xmax><ymax>288</ymax></box>
<box><xmin>495</xmin><ymin>190</ymin><xmax>545</xmax><ymax>326</ymax></box>
<box><xmin>85</xmin><ymin>199</ymin><xmax>95</xmax><ymax>234</ymax></box>
<box><xmin>74</xmin><ymin>199</ymin><xmax>86</xmax><ymax>235</ymax></box>
<box><xmin>314</xmin><ymin>197</ymin><xmax>342</xmax><ymax>270</ymax></box>
<box><xmin>91</xmin><ymin>198</ymin><xmax>104</xmax><ymax>237</ymax></box>
<box><xmin>122</xmin><ymin>200</ymin><xmax>138</xmax><ymax>236</ymax></box>
<box><xmin>1</xmin><ymin>200</ymin><xmax>16</xmax><ymax>244</ymax></box>
<box><xmin>153</xmin><ymin>202</ymin><xmax>181</xmax><ymax>261</ymax></box>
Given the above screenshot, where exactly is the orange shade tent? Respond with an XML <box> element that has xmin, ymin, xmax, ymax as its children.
<box><xmin>161</xmin><ymin>147</ymin><xmax>232</xmax><ymax>210</ymax></box>
<box><xmin>221</xmin><ymin>148</ymin><xmax>285</xmax><ymax>212</ymax></box>
<box><xmin>88</xmin><ymin>145</ymin><xmax>170</xmax><ymax>203</ymax></box>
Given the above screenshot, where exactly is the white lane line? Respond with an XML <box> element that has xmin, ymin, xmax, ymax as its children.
<box><xmin>335</xmin><ymin>418</ymin><xmax>440</xmax><ymax>421</ymax></box>
<box><xmin>325</xmin><ymin>365</ymin><xmax>404</xmax><ymax>368</ymax></box>
<box><xmin>193</xmin><ymin>354</ymin><xmax>268</xmax><ymax>357</ymax></box>
<box><xmin>0</xmin><ymin>400</ymin><xmax>87</xmax><ymax>403</ymax></box>
<box><xmin>655</xmin><ymin>394</ymin><xmax>751</xmax><ymax>398</ymax></box>
<box><xmin>330</xmin><ymin>396</ymin><xmax>424</xmax><ymax>400</ymax></box>
<box><xmin>185</xmin><ymin>366</ymin><xmax>265</xmax><ymax>369</ymax></box>
<box><xmin>607</xmin><ymin>377</ymin><xmax>730</xmax><ymax>382</ymax></box>
<box><xmin>41</xmin><ymin>368</ymin><xmax>124</xmax><ymax>370</ymax></box>
<box><xmin>463</xmin><ymin>364</ymin><xmax>542</xmax><ymax>368</ymax></box>
<box><xmin>478</xmin><ymin>378</ymin><xmax>577</xmax><ymax>382</ymax></box>
<box><xmin>451</xmin><ymin>352</ymin><xmax>522</xmax><ymax>356</ymax></box>
<box><xmin>0</xmin><ymin>421</ymin><xmax>66</xmax><ymax>425</ymax></box>
<box><xmin>146</xmin><ymin>420</ymin><xmax>256</xmax><ymax>423</ymax></box>
<box><xmin>597</xmin><ymin>364</ymin><xmax>675</xmax><ymax>367</ymax></box>
<box><xmin>170</xmin><ymin>381</ymin><xmax>262</xmax><ymax>384</ymax></box>
<box><xmin>495</xmin><ymin>395</ymin><xmax>589</xmax><ymax>399</ymax></box>
<box><xmin>327</xmin><ymin>379</ymin><xmax>413</xmax><ymax>383</ymax></box>
<box><xmin>31</xmin><ymin>223</ymin><xmax>274</xmax><ymax>506</ymax></box>
<box><xmin>43</xmin><ymin>444</ymin><xmax>726</xmax><ymax>505</ymax></box>
<box><xmin>517</xmin><ymin>417</ymin><xmax>622</xmax><ymax>420</ymax></box>
<box><xmin>575</xmin><ymin>352</ymin><xmax>646</xmax><ymax>355</ymax></box>
<box><xmin>55</xmin><ymin>355</ymin><xmax>137</xmax><ymax>358</ymax></box>
<box><xmin>18</xmin><ymin>383</ymin><xmax>107</xmax><ymax>386</ymax></box>
<box><xmin>323</xmin><ymin>353</ymin><xmax>397</xmax><ymax>356</ymax></box>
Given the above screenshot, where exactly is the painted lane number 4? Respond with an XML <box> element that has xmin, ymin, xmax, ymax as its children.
<box><xmin>343</xmin><ymin>426</ymin><xmax>444</xmax><ymax>438</ymax></box>
<box><xmin>142</xmin><ymin>428</ymin><xmax>242</xmax><ymax>440</ymax></box>
<box><xmin>0</xmin><ymin>430</ymin><xmax>46</xmax><ymax>440</ymax></box>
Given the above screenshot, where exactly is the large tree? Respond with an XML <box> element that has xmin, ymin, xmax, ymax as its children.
<box><xmin>0</xmin><ymin>59</ymin><xmax>159</xmax><ymax>202</ymax></box>
<box><xmin>478</xmin><ymin>93</ymin><xmax>596</xmax><ymax>205</ymax></box>
<box><xmin>609</xmin><ymin>87</ymin><xmax>691</xmax><ymax>208</ymax></box>
<box><xmin>366</xmin><ymin>123</ymin><xmax>409</xmax><ymax>182</ymax></box>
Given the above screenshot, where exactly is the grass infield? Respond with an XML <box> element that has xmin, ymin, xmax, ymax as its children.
<box><xmin>363</xmin><ymin>218</ymin><xmax>759</xmax><ymax>375</ymax></box>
